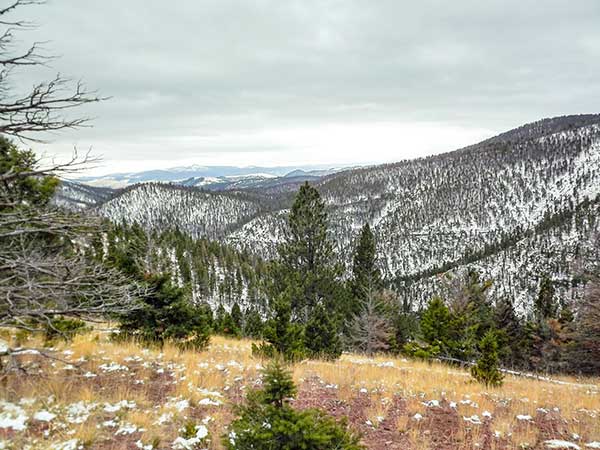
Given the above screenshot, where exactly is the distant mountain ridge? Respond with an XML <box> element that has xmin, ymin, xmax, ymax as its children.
<box><xmin>76</xmin><ymin>165</ymin><xmax>345</xmax><ymax>188</ymax></box>
<box><xmin>175</xmin><ymin>171</ymin><xmax>326</xmax><ymax>193</ymax></box>
<box><xmin>56</xmin><ymin>165</ymin><xmax>346</xmax><ymax>209</ymax></box>
<box><xmin>64</xmin><ymin>114</ymin><xmax>600</xmax><ymax>312</ymax></box>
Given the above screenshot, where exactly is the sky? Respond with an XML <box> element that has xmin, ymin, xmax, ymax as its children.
<box><xmin>11</xmin><ymin>0</ymin><xmax>600</xmax><ymax>176</ymax></box>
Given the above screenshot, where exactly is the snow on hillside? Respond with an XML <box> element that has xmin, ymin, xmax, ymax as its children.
<box><xmin>81</xmin><ymin>114</ymin><xmax>600</xmax><ymax>311</ymax></box>
<box><xmin>97</xmin><ymin>183</ymin><xmax>263</xmax><ymax>240</ymax></box>
<box><xmin>53</xmin><ymin>181</ymin><xmax>117</xmax><ymax>211</ymax></box>
<box><xmin>225</xmin><ymin>210</ymin><xmax>288</xmax><ymax>258</ymax></box>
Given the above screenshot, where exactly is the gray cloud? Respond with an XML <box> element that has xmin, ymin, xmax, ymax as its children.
<box><xmin>10</xmin><ymin>0</ymin><xmax>600</xmax><ymax>173</ymax></box>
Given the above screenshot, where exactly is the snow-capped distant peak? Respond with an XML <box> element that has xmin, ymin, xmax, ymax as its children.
<box><xmin>224</xmin><ymin>173</ymin><xmax>278</xmax><ymax>180</ymax></box>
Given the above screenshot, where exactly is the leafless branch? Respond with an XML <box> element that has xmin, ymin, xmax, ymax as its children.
<box><xmin>0</xmin><ymin>0</ymin><xmax>104</xmax><ymax>141</ymax></box>
<box><xmin>0</xmin><ymin>147</ymin><xmax>101</xmax><ymax>182</ymax></box>
<box><xmin>1</xmin><ymin>150</ymin><xmax>144</xmax><ymax>339</ymax></box>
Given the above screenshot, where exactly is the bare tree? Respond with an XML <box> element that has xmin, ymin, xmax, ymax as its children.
<box><xmin>1</xmin><ymin>143</ymin><xmax>143</xmax><ymax>341</ymax></box>
<box><xmin>0</xmin><ymin>2</ymin><xmax>141</xmax><ymax>365</ymax></box>
<box><xmin>0</xmin><ymin>0</ymin><xmax>103</xmax><ymax>142</ymax></box>
<box><xmin>347</xmin><ymin>277</ymin><xmax>393</xmax><ymax>356</ymax></box>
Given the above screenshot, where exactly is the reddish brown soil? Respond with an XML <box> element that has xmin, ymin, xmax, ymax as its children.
<box><xmin>2</xmin><ymin>354</ymin><xmax>594</xmax><ymax>450</ymax></box>
<box><xmin>292</xmin><ymin>377</ymin><xmax>580</xmax><ymax>450</ymax></box>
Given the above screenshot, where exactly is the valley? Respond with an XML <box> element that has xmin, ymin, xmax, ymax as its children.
<box><xmin>61</xmin><ymin>114</ymin><xmax>600</xmax><ymax>312</ymax></box>
<box><xmin>4</xmin><ymin>1</ymin><xmax>600</xmax><ymax>448</ymax></box>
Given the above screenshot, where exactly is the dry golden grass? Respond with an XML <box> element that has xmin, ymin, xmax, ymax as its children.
<box><xmin>72</xmin><ymin>421</ymin><xmax>100</xmax><ymax>447</ymax></box>
<box><xmin>395</xmin><ymin>413</ymin><xmax>410</xmax><ymax>433</ymax></box>
<box><xmin>294</xmin><ymin>353</ymin><xmax>600</xmax><ymax>421</ymax></box>
<box><xmin>1</xmin><ymin>330</ymin><xmax>599</xmax><ymax>449</ymax></box>
<box><xmin>364</xmin><ymin>393</ymin><xmax>390</xmax><ymax>428</ymax></box>
<box><xmin>510</xmin><ymin>423</ymin><xmax>540</xmax><ymax>448</ymax></box>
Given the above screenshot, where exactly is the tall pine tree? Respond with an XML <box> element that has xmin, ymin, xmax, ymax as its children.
<box><xmin>276</xmin><ymin>182</ymin><xmax>340</xmax><ymax>322</ymax></box>
<box><xmin>350</xmin><ymin>223</ymin><xmax>382</xmax><ymax>311</ymax></box>
<box><xmin>268</xmin><ymin>182</ymin><xmax>344</xmax><ymax>360</ymax></box>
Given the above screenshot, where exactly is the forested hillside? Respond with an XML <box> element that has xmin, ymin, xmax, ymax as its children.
<box><xmin>89</xmin><ymin>114</ymin><xmax>600</xmax><ymax>311</ymax></box>
<box><xmin>397</xmin><ymin>195</ymin><xmax>600</xmax><ymax>311</ymax></box>
<box><xmin>100</xmin><ymin>225</ymin><xmax>271</xmax><ymax>313</ymax></box>
<box><xmin>53</xmin><ymin>180</ymin><xmax>117</xmax><ymax>210</ymax></box>
<box><xmin>98</xmin><ymin>183</ymin><xmax>268</xmax><ymax>240</ymax></box>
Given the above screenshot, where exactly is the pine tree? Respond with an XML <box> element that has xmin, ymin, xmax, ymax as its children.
<box><xmin>522</xmin><ymin>318</ymin><xmax>547</xmax><ymax>371</ymax></box>
<box><xmin>392</xmin><ymin>310</ymin><xmax>418</xmax><ymax>350</ymax></box>
<box><xmin>386</xmin><ymin>289</ymin><xmax>418</xmax><ymax>350</ymax></box>
<box><xmin>106</xmin><ymin>223</ymin><xmax>149</xmax><ymax>278</ymax></box>
<box><xmin>243</xmin><ymin>308</ymin><xmax>264</xmax><ymax>338</ymax></box>
<box><xmin>214</xmin><ymin>304</ymin><xmax>227</xmax><ymax>333</ymax></box>
<box><xmin>350</xmin><ymin>223</ymin><xmax>382</xmax><ymax>313</ymax></box>
<box><xmin>494</xmin><ymin>297</ymin><xmax>524</xmax><ymax>367</ymax></box>
<box><xmin>198</xmin><ymin>303</ymin><xmax>214</xmax><ymax>331</ymax></box>
<box><xmin>420</xmin><ymin>297</ymin><xmax>453</xmax><ymax>353</ymax></box>
<box><xmin>559</xmin><ymin>306</ymin><xmax>575</xmax><ymax>325</ymax></box>
<box><xmin>535</xmin><ymin>275</ymin><xmax>558</xmax><ymax>321</ymax></box>
<box><xmin>231</xmin><ymin>302</ymin><xmax>243</xmax><ymax>331</ymax></box>
<box><xmin>470</xmin><ymin>331</ymin><xmax>504</xmax><ymax>387</ymax></box>
<box><xmin>276</xmin><ymin>182</ymin><xmax>340</xmax><ymax>322</ymax></box>
<box><xmin>252</xmin><ymin>293</ymin><xmax>305</xmax><ymax>361</ymax></box>
<box><xmin>304</xmin><ymin>304</ymin><xmax>342</xmax><ymax>360</ymax></box>
<box><xmin>220</xmin><ymin>312</ymin><xmax>241</xmax><ymax>337</ymax></box>
<box><xmin>0</xmin><ymin>138</ymin><xmax>59</xmax><ymax>206</ymax></box>
<box><xmin>404</xmin><ymin>297</ymin><xmax>453</xmax><ymax>359</ymax></box>
<box><xmin>520</xmin><ymin>276</ymin><xmax>561</xmax><ymax>372</ymax></box>
<box><xmin>224</xmin><ymin>361</ymin><xmax>363</xmax><ymax>450</ymax></box>
<box><xmin>447</xmin><ymin>271</ymin><xmax>494</xmax><ymax>360</ymax></box>
<box><xmin>118</xmin><ymin>274</ymin><xmax>211</xmax><ymax>350</ymax></box>
<box><xmin>258</xmin><ymin>360</ymin><xmax>297</xmax><ymax>408</ymax></box>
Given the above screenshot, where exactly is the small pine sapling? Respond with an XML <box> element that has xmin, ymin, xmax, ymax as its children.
<box><xmin>470</xmin><ymin>330</ymin><xmax>504</xmax><ymax>387</ymax></box>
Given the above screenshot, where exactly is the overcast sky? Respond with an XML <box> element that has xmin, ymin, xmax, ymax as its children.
<box><xmin>13</xmin><ymin>0</ymin><xmax>600</xmax><ymax>175</ymax></box>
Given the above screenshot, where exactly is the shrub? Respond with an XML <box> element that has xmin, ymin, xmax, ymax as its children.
<box><xmin>224</xmin><ymin>360</ymin><xmax>363</xmax><ymax>450</ymax></box>
<box><xmin>44</xmin><ymin>317</ymin><xmax>88</xmax><ymax>344</ymax></box>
